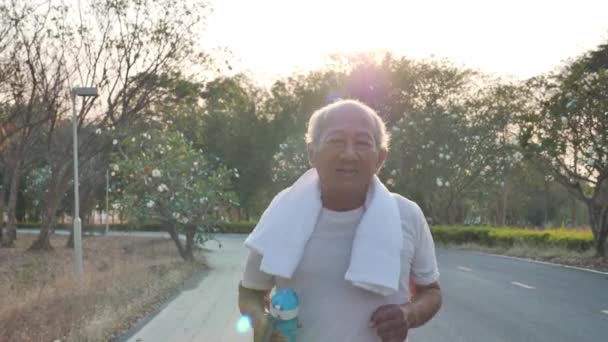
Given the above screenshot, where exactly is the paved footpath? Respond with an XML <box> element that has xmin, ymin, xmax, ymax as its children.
<box><xmin>124</xmin><ymin>234</ymin><xmax>253</xmax><ymax>342</ymax></box>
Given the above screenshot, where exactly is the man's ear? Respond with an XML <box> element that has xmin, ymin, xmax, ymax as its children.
<box><xmin>375</xmin><ymin>148</ymin><xmax>388</xmax><ymax>172</ymax></box>
<box><xmin>307</xmin><ymin>143</ymin><xmax>316</xmax><ymax>168</ymax></box>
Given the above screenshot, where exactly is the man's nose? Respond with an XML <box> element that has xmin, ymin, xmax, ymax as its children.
<box><xmin>339</xmin><ymin>140</ymin><xmax>358</xmax><ymax>161</ymax></box>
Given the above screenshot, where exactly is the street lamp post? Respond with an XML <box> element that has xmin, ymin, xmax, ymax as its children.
<box><xmin>71</xmin><ymin>86</ymin><xmax>98</xmax><ymax>278</ymax></box>
<box><xmin>105</xmin><ymin>169</ymin><xmax>109</xmax><ymax>235</ymax></box>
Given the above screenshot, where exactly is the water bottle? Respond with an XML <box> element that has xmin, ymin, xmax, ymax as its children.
<box><xmin>262</xmin><ymin>288</ymin><xmax>299</xmax><ymax>342</ymax></box>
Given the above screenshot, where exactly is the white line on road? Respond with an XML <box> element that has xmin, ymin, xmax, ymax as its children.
<box><xmin>602</xmin><ymin>310</ymin><xmax>608</xmax><ymax>315</ymax></box>
<box><xmin>457</xmin><ymin>266</ymin><xmax>473</xmax><ymax>272</ymax></box>
<box><xmin>511</xmin><ymin>281</ymin><xmax>536</xmax><ymax>290</ymax></box>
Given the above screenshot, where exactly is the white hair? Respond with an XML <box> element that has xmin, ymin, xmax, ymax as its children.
<box><xmin>305</xmin><ymin>99</ymin><xmax>390</xmax><ymax>151</ymax></box>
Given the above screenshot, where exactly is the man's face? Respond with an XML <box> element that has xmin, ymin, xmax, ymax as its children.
<box><xmin>308</xmin><ymin>108</ymin><xmax>387</xmax><ymax>195</ymax></box>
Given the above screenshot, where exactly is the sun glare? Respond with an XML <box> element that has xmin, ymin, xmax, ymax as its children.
<box><xmin>205</xmin><ymin>0</ymin><xmax>608</xmax><ymax>79</ymax></box>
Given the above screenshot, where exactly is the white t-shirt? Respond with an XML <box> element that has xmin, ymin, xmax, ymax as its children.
<box><xmin>241</xmin><ymin>194</ymin><xmax>440</xmax><ymax>342</ymax></box>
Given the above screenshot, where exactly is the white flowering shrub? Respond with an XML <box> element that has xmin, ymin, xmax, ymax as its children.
<box><xmin>112</xmin><ymin>129</ymin><xmax>238</xmax><ymax>260</ymax></box>
<box><xmin>23</xmin><ymin>166</ymin><xmax>52</xmax><ymax>216</ymax></box>
<box><xmin>384</xmin><ymin>106</ymin><xmax>513</xmax><ymax>223</ymax></box>
<box><xmin>271</xmin><ymin>134</ymin><xmax>309</xmax><ymax>188</ymax></box>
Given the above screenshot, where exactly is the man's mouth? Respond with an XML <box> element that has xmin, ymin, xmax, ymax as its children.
<box><xmin>336</xmin><ymin>168</ymin><xmax>358</xmax><ymax>175</ymax></box>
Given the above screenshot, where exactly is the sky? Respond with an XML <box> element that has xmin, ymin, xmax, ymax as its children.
<box><xmin>202</xmin><ymin>0</ymin><xmax>608</xmax><ymax>82</ymax></box>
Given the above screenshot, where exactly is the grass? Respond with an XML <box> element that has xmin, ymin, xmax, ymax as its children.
<box><xmin>0</xmin><ymin>233</ymin><xmax>205</xmax><ymax>342</ymax></box>
<box><xmin>441</xmin><ymin>241</ymin><xmax>608</xmax><ymax>272</ymax></box>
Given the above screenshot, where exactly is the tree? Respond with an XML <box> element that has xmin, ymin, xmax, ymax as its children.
<box><xmin>0</xmin><ymin>1</ymin><xmax>68</xmax><ymax>246</ymax></box>
<box><xmin>382</xmin><ymin>59</ymin><xmax>490</xmax><ymax>224</ymax></box>
<box><xmin>0</xmin><ymin>105</ymin><xmax>48</xmax><ymax>247</ymax></box>
<box><xmin>519</xmin><ymin>42</ymin><xmax>608</xmax><ymax>256</ymax></box>
<box><xmin>463</xmin><ymin>83</ymin><xmax>529</xmax><ymax>226</ymax></box>
<box><xmin>0</xmin><ymin>0</ymin><xmax>213</xmax><ymax>250</ymax></box>
<box><xmin>112</xmin><ymin>129</ymin><xmax>237</xmax><ymax>261</ymax></box>
<box><xmin>200</xmin><ymin>76</ymin><xmax>277</xmax><ymax>218</ymax></box>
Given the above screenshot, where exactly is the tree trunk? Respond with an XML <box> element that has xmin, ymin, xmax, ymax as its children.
<box><xmin>461</xmin><ymin>203</ymin><xmax>467</xmax><ymax>225</ymax></box>
<box><xmin>29</xmin><ymin>199</ymin><xmax>59</xmax><ymax>251</ymax></box>
<box><xmin>66</xmin><ymin>228</ymin><xmax>74</xmax><ymax>248</ymax></box>
<box><xmin>543</xmin><ymin>181</ymin><xmax>550</xmax><ymax>228</ymax></box>
<box><xmin>594</xmin><ymin>232</ymin><xmax>606</xmax><ymax>258</ymax></box>
<box><xmin>425</xmin><ymin>198</ymin><xmax>437</xmax><ymax>225</ymax></box>
<box><xmin>0</xmin><ymin>177</ymin><xmax>6</xmax><ymax>243</ymax></box>
<box><xmin>168</xmin><ymin>224</ymin><xmax>193</xmax><ymax>261</ymax></box>
<box><xmin>184</xmin><ymin>225</ymin><xmax>195</xmax><ymax>261</ymax></box>
<box><xmin>29</xmin><ymin>167</ymin><xmax>70</xmax><ymax>251</ymax></box>
<box><xmin>444</xmin><ymin>193</ymin><xmax>454</xmax><ymax>225</ymax></box>
<box><xmin>588</xmin><ymin>204</ymin><xmax>608</xmax><ymax>258</ymax></box>
<box><xmin>500</xmin><ymin>181</ymin><xmax>508</xmax><ymax>227</ymax></box>
<box><xmin>571</xmin><ymin>198</ymin><xmax>577</xmax><ymax>228</ymax></box>
<box><xmin>2</xmin><ymin>163</ymin><xmax>21</xmax><ymax>247</ymax></box>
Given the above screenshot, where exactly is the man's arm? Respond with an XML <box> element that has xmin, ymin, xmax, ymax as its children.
<box><xmin>402</xmin><ymin>281</ymin><xmax>442</xmax><ymax>329</ymax></box>
<box><xmin>238</xmin><ymin>282</ymin><xmax>271</xmax><ymax>341</ymax></box>
<box><xmin>405</xmin><ymin>203</ymin><xmax>442</xmax><ymax>328</ymax></box>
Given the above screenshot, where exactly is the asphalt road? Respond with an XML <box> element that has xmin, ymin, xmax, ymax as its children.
<box><xmin>410</xmin><ymin>248</ymin><xmax>607</xmax><ymax>342</ymax></box>
<box><xmin>41</xmin><ymin>231</ymin><xmax>603</xmax><ymax>342</ymax></box>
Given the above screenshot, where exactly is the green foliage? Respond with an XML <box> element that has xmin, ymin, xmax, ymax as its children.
<box><xmin>200</xmin><ymin>76</ymin><xmax>280</xmax><ymax>217</ymax></box>
<box><xmin>432</xmin><ymin>226</ymin><xmax>594</xmax><ymax>252</ymax></box>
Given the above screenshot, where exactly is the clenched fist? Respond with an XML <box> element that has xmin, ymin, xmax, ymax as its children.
<box><xmin>369</xmin><ymin>304</ymin><xmax>411</xmax><ymax>342</ymax></box>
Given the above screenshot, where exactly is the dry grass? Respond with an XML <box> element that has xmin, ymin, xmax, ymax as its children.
<box><xmin>0</xmin><ymin>233</ymin><xmax>205</xmax><ymax>342</ymax></box>
<box><xmin>448</xmin><ymin>242</ymin><xmax>608</xmax><ymax>272</ymax></box>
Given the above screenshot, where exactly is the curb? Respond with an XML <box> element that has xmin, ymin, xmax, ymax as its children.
<box><xmin>470</xmin><ymin>251</ymin><xmax>608</xmax><ymax>276</ymax></box>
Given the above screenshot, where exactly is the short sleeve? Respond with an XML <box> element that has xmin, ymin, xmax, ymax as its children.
<box><xmin>410</xmin><ymin>208</ymin><xmax>440</xmax><ymax>285</ymax></box>
<box><xmin>241</xmin><ymin>250</ymin><xmax>275</xmax><ymax>290</ymax></box>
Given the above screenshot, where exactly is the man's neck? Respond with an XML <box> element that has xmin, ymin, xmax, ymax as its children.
<box><xmin>321</xmin><ymin>190</ymin><xmax>366</xmax><ymax>211</ymax></box>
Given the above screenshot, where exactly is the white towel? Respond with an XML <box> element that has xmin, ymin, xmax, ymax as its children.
<box><xmin>244</xmin><ymin>169</ymin><xmax>403</xmax><ymax>296</ymax></box>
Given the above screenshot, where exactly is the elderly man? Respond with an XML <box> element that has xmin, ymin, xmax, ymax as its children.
<box><xmin>238</xmin><ymin>99</ymin><xmax>441</xmax><ymax>342</ymax></box>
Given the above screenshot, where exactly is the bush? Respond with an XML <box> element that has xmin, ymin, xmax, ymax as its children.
<box><xmin>17</xmin><ymin>222</ymin><xmax>165</xmax><ymax>232</ymax></box>
<box><xmin>17</xmin><ymin>222</ymin><xmax>46</xmax><ymax>229</ymax></box>
<box><xmin>216</xmin><ymin>221</ymin><xmax>257</xmax><ymax>234</ymax></box>
<box><xmin>432</xmin><ymin>226</ymin><xmax>593</xmax><ymax>251</ymax></box>
<box><xmin>430</xmin><ymin>226</ymin><xmax>490</xmax><ymax>245</ymax></box>
<box><xmin>21</xmin><ymin>221</ymin><xmax>592</xmax><ymax>251</ymax></box>
<box><xmin>546</xmin><ymin>229</ymin><xmax>594</xmax><ymax>252</ymax></box>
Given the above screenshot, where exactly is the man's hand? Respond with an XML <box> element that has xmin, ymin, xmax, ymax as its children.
<box><xmin>251</xmin><ymin>314</ymin><xmax>289</xmax><ymax>342</ymax></box>
<box><xmin>369</xmin><ymin>304</ymin><xmax>410</xmax><ymax>342</ymax></box>
<box><xmin>269</xmin><ymin>331</ymin><xmax>288</xmax><ymax>342</ymax></box>
<box><xmin>369</xmin><ymin>281</ymin><xmax>442</xmax><ymax>341</ymax></box>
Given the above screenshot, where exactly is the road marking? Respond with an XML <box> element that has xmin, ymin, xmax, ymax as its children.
<box><xmin>511</xmin><ymin>281</ymin><xmax>535</xmax><ymax>290</ymax></box>
<box><xmin>457</xmin><ymin>266</ymin><xmax>473</xmax><ymax>272</ymax></box>
<box><xmin>602</xmin><ymin>310</ymin><xmax>608</xmax><ymax>315</ymax></box>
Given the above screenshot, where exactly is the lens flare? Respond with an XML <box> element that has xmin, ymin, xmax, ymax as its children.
<box><xmin>236</xmin><ymin>314</ymin><xmax>252</xmax><ymax>334</ymax></box>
